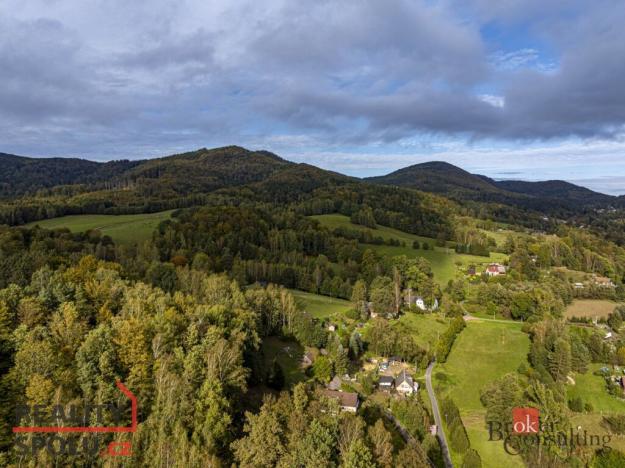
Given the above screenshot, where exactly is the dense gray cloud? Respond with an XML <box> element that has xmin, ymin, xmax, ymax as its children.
<box><xmin>0</xmin><ymin>0</ymin><xmax>624</xmax><ymax>159</ymax></box>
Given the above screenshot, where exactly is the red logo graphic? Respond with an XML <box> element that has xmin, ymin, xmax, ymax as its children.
<box><xmin>512</xmin><ymin>407</ymin><xmax>539</xmax><ymax>434</ymax></box>
<box><xmin>13</xmin><ymin>381</ymin><xmax>137</xmax><ymax>457</ymax></box>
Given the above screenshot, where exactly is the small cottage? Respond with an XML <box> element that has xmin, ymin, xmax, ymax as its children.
<box><xmin>322</xmin><ymin>390</ymin><xmax>359</xmax><ymax>412</ymax></box>
<box><xmin>378</xmin><ymin>375</ymin><xmax>394</xmax><ymax>391</ymax></box>
<box><xmin>486</xmin><ymin>263</ymin><xmax>507</xmax><ymax>277</ymax></box>
<box><xmin>395</xmin><ymin>370</ymin><xmax>418</xmax><ymax>395</ymax></box>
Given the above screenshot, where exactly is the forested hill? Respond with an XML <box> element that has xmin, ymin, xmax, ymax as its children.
<box><xmin>1</xmin><ymin>146</ymin><xmax>622</xmax><ymax>231</ymax></box>
<box><xmin>0</xmin><ymin>152</ymin><xmax>140</xmax><ymax>196</ymax></box>
<box><xmin>366</xmin><ymin>161</ymin><xmax>618</xmax><ymax>213</ymax></box>
<box><xmin>0</xmin><ymin>146</ymin><xmax>360</xmax><ymax>225</ymax></box>
<box><xmin>0</xmin><ymin>146</ymin><xmax>292</xmax><ymax>197</ymax></box>
<box><xmin>366</xmin><ymin>161</ymin><xmax>506</xmax><ymax>196</ymax></box>
<box><xmin>494</xmin><ymin>179</ymin><xmax>614</xmax><ymax>205</ymax></box>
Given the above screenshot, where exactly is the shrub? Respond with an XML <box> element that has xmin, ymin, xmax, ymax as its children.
<box><xmin>450</xmin><ymin>423</ymin><xmax>470</xmax><ymax>453</ymax></box>
<box><xmin>462</xmin><ymin>449</ymin><xmax>482</xmax><ymax>468</ymax></box>
<box><xmin>603</xmin><ymin>415</ymin><xmax>625</xmax><ymax>434</ymax></box>
<box><xmin>568</xmin><ymin>396</ymin><xmax>584</xmax><ymax>412</ymax></box>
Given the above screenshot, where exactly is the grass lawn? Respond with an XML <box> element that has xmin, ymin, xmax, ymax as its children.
<box><xmin>310</xmin><ymin>214</ymin><xmax>507</xmax><ymax>285</ymax></box>
<box><xmin>260</xmin><ymin>336</ymin><xmax>306</xmax><ymax>387</ymax></box>
<box><xmin>435</xmin><ymin>320</ymin><xmax>529</xmax><ymax>468</ymax></box>
<box><xmin>397</xmin><ymin>312</ymin><xmax>450</xmax><ymax>351</ymax></box>
<box><xmin>570</xmin><ymin>413</ymin><xmax>625</xmax><ymax>454</ymax></box>
<box><xmin>568</xmin><ymin>363</ymin><xmax>625</xmax><ymax>413</ymax></box>
<box><xmin>289</xmin><ymin>289</ymin><xmax>353</xmax><ymax>319</ymax></box>
<box><xmin>565</xmin><ymin>300</ymin><xmax>620</xmax><ymax>320</ymax></box>
<box><xmin>26</xmin><ymin>210</ymin><xmax>174</xmax><ymax>244</ymax></box>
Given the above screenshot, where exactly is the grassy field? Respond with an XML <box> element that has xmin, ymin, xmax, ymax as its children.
<box><xmin>397</xmin><ymin>312</ymin><xmax>449</xmax><ymax>350</ymax></box>
<box><xmin>565</xmin><ymin>300</ymin><xmax>620</xmax><ymax>320</ymax></box>
<box><xmin>570</xmin><ymin>413</ymin><xmax>625</xmax><ymax>453</ymax></box>
<box><xmin>568</xmin><ymin>363</ymin><xmax>625</xmax><ymax>413</ymax></box>
<box><xmin>289</xmin><ymin>289</ymin><xmax>353</xmax><ymax>319</ymax></box>
<box><xmin>260</xmin><ymin>336</ymin><xmax>306</xmax><ymax>387</ymax></box>
<box><xmin>435</xmin><ymin>320</ymin><xmax>529</xmax><ymax>468</ymax></box>
<box><xmin>310</xmin><ymin>214</ymin><xmax>507</xmax><ymax>285</ymax></box>
<box><xmin>26</xmin><ymin>210</ymin><xmax>174</xmax><ymax>244</ymax></box>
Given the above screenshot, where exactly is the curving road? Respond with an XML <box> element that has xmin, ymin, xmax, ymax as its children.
<box><xmin>426</xmin><ymin>360</ymin><xmax>454</xmax><ymax>468</ymax></box>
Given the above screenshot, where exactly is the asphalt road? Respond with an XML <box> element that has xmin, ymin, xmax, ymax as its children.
<box><xmin>425</xmin><ymin>360</ymin><xmax>454</xmax><ymax>468</ymax></box>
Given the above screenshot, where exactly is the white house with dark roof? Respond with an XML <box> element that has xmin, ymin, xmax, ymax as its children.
<box><xmin>395</xmin><ymin>369</ymin><xmax>418</xmax><ymax>395</ymax></box>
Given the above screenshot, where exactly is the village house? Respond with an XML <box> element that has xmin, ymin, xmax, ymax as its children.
<box><xmin>367</xmin><ymin>301</ymin><xmax>377</xmax><ymax>318</ymax></box>
<box><xmin>327</xmin><ymin>323</ymin><xmax>336</xmax><ymax>332</ymax></box>
<box><xmin>404</xmin><ymin>288</ymin><xmax>439</xmax><ymax>311</ymax></box>
<box><xmin>395</xmin><ymin>369</ymin><xmax>418</xmax><ymax>395</ymax></box>
<box><xmin>593</xmin><ymin>275</ymin><xmax>616</xmax><ymax>288</ymax></box>
<box><xmin>321</xmin><ymin>390</ymin><xmax>359</xmax><ymax>412</ymax></box>
<box><xmin>573</xmin><ymin>282</ymin><xmax>585</xmax><ymax>289</ymax></box>
<box><xmin>486</xmin><ymin>263</ymin><xmax>507</xmax><ymax>277</ymax></box>
<box><xmin>378</xmin><ymin>375</ymin><xmax>394</xmax><ymax>392</ymax></box>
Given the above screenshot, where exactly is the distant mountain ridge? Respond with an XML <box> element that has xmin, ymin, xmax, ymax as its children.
<box><xmin>365</xmin><ymin>161</ymin><xmax>619</xmax><ymax>213</ymax></box>
<box><xmin>0</xmin><ymin>147</ymin><xmax>620</xmax><ymax>214</ymax></box>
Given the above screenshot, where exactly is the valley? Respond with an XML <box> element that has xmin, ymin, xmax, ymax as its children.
<box><xmin>1</xmin><ymin>146</ymin><xmax>624</xmax><ymax>467</ymax></box>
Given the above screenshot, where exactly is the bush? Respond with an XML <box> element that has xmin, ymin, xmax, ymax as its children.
<box><xmin>450</xmin><ymin>423</ymin><xmax>470</xmax><ymax>453</ymax></box>
<box><xmin>462</xmin><ymin>449</ymin><xmax>482</xmax><ymax>468</ymax></box>
<box><xmin>603</xmin><ymin>415</ymin><xmax>625</xmax><ymax>434</ymax></box>
<box><xmin>568</xmin><ymin>396</ymin><xmax>584</xmax><ymax>412</ymax></box>
<box><xmin>412</xmin><ymin>240</ymin><xmax>420</xmax><ymax>249</ymax></box>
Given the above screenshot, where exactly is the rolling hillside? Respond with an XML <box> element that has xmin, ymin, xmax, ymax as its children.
<box><xmin>366</xmin><ymin>161</ymin><xmax>616</xmax><ymax>214</ymax></box>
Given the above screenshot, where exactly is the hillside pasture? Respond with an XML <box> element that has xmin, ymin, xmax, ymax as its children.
<box><xmin>397</xmin><ymin>312</ymin><xmax>450</xmax><ymax>350</ymax></box>
<box><xmin>565</xmin><ymin>300</ymin><xmax>619</xmax><ymax>320</ymax></box>
<box><xmin>568</xmin><ymin>364</ymin><xmax>625</xmax><ymax>413</ymax></box>
<box><xmin>26</xmin><ymin>210</ymin><xmax>174</xmax><ymax>244</ymax></box>
<box><xmin>435</xmin><ymin>320</ymin><xmax>529</xmax><ymax>468</ymax></box>
<box><xmin>289</xmin><ymin>289</ymin><xmax>353</xmax><ymax>319</ymax></box>
<box><xmin>310</xmin><ymin>214</ymin><xmax>507</xmax><ymax>285</ymax></box>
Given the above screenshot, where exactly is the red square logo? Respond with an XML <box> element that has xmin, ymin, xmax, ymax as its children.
<box><xmin>512</xmin><ymin>407</ymin><xmax>539</xmax><ymax>434</ymax></box>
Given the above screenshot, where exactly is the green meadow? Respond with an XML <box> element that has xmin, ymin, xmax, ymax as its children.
<box><xmin>289</xmin><ymin>289</ymin><xmax>353</xmax><ymax>319</ymax></box>
<box><xmin>310</xmin><ymin>214</ymin><xmax>507</xmax><ymax>285</ymax></box>
<box><xmin>397</xmin><ymin>312</ymin><xmax>450</xmax><ymax>350</ymax></box>
<box><xmin>435</xmin><ymin>320</ymin><xmax>529</xmax><ymax>468</ymax></box>
<box><xmin>567</xmin><ymin>363</ymin><xmax>625</xmax><ymax>413</ymax></box>
<box><xmin>26</xmin><ymin>210</ymin><xmax>174</xmax><ymax>244</ymax></box>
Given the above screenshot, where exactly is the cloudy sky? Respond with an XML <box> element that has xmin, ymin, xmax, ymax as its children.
<box><xmin>2</xmin><ymin>0</ymin><xmax>625</xmax><ymax>194</ymax></box>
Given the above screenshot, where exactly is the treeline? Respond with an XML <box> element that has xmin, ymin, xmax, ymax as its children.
<box><xmin>435</xmin><ymin>316</ymin><xmax>466</xmax><ymax>363</ymax></box>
